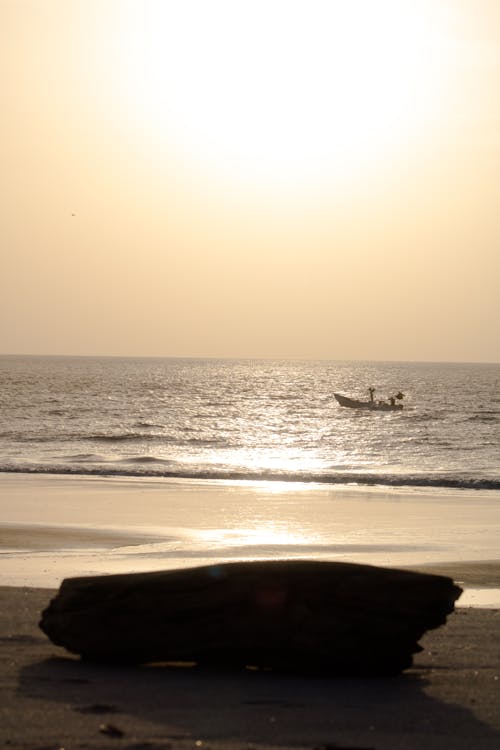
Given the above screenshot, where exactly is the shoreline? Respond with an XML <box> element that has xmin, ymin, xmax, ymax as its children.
<box><xmin>3</xmin><ymin>468</ymin><xmax>499</xmax><ymax>493</ymax></box>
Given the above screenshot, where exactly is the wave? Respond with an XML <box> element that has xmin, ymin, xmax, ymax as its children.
<box><xmin>467</xmin><ymin>414</ymin><xmax>500</xmax><ymax>423</ymax></box>
<box><xmin>10</xmin><ymin>432</ymin><xmax>171</xmax><ymax>444</ymax></box>
<box><xmin>1</xmin><ymin>464</ymin><xmax>499</xmax><ymax>491</ymax></box>
<box><xmin>119</xmin><ymin>456</ymin><xmax>173</xmax><ymax>465</ymax></box>
<box><xmin>90</xmin><ymin>433</ymin><xmax>166</xmax><ymax>443</ymax></box>
<box><xmin>61</xmin><ymin>453</ymin><xmax>107</xmax><ymax>462</ymax></box>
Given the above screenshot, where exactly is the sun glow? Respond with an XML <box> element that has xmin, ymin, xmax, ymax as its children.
<box><xmin>103</xmin><ymin>0</ymin><xmax>450</xmax><ymax>188</ymax></box>
<box><xmin>198</xmin><ymin>525</ymin><xmax>310</xmax><ymax>549</ymax></box>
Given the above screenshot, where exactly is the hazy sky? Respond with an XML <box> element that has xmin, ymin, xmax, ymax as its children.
<box><xmin>1</xmin><ymin>0</ymin><xmax>499</xmax><ymax>362</ymax></box>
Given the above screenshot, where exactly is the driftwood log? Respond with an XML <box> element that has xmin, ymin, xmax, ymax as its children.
<box><xmin>40</xmin><ymin>560</ymin><xmax>462</xmax><ymax>676</ymax></box>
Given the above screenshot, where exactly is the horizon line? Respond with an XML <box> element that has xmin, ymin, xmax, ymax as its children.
<box><xmin>1</xmin><ymin>352</ymin><xmax>499</xmax><ymax>366</ymax></box>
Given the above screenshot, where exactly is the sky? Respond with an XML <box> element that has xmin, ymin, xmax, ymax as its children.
<box><xmin>1</xmin><ymin>0</ymin><xmax>499</xmax><ymax>362</ymax></box>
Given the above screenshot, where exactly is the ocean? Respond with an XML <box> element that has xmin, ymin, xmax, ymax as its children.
<box><xmin>1</xmin><ymin>355</ymin><xmax>499</xmax><ymax>492</ymax></box>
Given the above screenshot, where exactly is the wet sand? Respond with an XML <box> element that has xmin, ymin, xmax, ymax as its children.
<box><xmin>2</xmin><ymin>473</ymin><xmax>500</xmax><ymax>591</ymax></box>
<box><xmin>0</xmin><ymin>523</ymin><xmax>165</xmax><ymax>551</ymax></box>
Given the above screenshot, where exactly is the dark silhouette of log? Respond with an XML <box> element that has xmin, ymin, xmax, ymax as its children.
<box><xmin>39</xmin><ymin>560</ymin><xmax>462</xmax><ymax>676</ymax></box>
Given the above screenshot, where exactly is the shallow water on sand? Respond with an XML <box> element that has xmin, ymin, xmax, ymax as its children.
<box><xmin>1</xmin><ymin>475</ymin><xmax>499</xmax><ymax>605</ymax></box>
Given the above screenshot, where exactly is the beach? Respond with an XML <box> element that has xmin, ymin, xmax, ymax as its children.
<box><xmin>0</xmin><ymin>585</ymin><xmax>499</xmax><ymax>750</ymax></box>
<box><xmin>2</xmin><ymin>473</ymin><xmax>500</xmax><ymax>601</ymax></box>
<box><xmin>1</xmin><ymin>474</ymin><xmax>500</xmax><ymax>748</ymax></box>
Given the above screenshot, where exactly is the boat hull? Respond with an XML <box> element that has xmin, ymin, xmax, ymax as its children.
<box><xmin>334</xmin><ymin>393</ymin><xmax>403</xmax><ymax>411</ymax></box>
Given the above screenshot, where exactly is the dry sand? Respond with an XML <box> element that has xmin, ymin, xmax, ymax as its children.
<box><xmin>1</xmin><ymin>584</ymin><xmax>499</xmax><ymax>750</ymax></box>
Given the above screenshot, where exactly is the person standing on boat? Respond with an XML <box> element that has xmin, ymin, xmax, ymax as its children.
<box><xmin>368</xmin><ymin>387</ymin><xmax>375</xmax><ymax>403</ymax></box>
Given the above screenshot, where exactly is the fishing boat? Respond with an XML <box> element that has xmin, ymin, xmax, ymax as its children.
<box><xmin>334</xmin><ymin>391</ymin><xmax>404</xmax><ymax>412</ymax></box>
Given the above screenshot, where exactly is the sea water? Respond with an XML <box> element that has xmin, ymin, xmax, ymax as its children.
<box><xmin>1</xmin><ymin>355</ymin><xmax>499</xmax><ymax>491</ymax></box>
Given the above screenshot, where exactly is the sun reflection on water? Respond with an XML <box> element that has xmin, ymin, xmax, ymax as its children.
<box><xmin>201</xmin><ymin>447</ymin><xmax>336</xmax><ymax>476</ymax></box>
<box><xmin>196</xmin><ymin>524</ymin><xmax>313</xmax><ymax>549</ymax></box>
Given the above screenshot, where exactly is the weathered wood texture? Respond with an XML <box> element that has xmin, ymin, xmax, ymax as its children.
<box><xmin>39</xmin><ymin>560</ymin><xmax>462</xmax><ymax>675</ymax></box>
